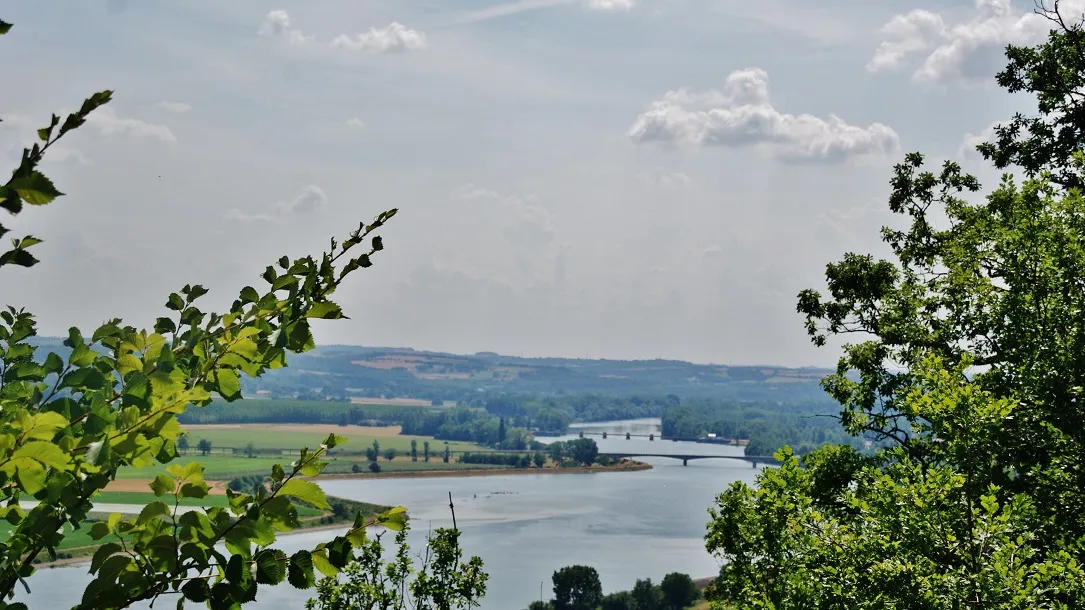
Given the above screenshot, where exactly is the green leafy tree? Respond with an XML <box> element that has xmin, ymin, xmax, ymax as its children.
<box><xmin>304</xmin><ymin>524</ymin><xmax>486</xmax><ymax>610</ymax></box>
<box><xmin>372</xmin><ymin>439</ymin><xmax>380</xmax><ymax>462</ymax></box>
<box><xmin>533</xmin><ymin>452</ymin><xmax>545</xmax><ymax>468</ymax></box>
<box><xmin>567</xmin><ymin>438</ymin><xmax>598</xmax><ymax>467</ymax></box>
<box><xmin>369</xmin><ymin>461</ymin><xmax>381</xmax><ymax>474</ymax></box>
<box><xmin>659</xmin><ymin>573</ymin><xmax>697</xmax><ymax>610</ymax></box>
<box><xmin>527</xmin><ymin>602</ymin><xmax>553</xmax><ymax>610</ymax></box>
<box><xmin>551</xmin><ymin>565</ymin><xmax>602</xmax><ymax>610</ymax></box>
<box><xmin>410</xmin><ymin>439</ymin><xmax>418</xmax><ymax>462</ymax></box>
<box><xmin>705</xmin><ymin>8</ymin><xmax>1085</xmax><ymax>609</ymax></box>
<box><xmin>197</xmin><ymin>438</ymin><xmax>213</xmax><ymax>456</ymax></box>
<box><xmin>177</xmin><ymin>434</ymin><xmax>189</xmax><ymax>455</ymax></box>
<box><xmin>245</xmin><ymin>441</ymin><xmax>257</xmax><ymax>459</ymax></box>
<box><xmin>600</xmin><ymin>591</ymin><xmax>636</xmax><ymax>610</ymax></box>
<box><xmin>383</xmin><ymin>448</ymin><xmax>398</xmax><ymax>462</ymax></box>
<box><xmin>423</xmin><ymin>440</ymin><xmax>430</xmax><ymax>462</ymax></box>
<box><xmin>443</xmin><ymin>444</ymin><xmax>451</xmax><ymax>463</ymax></box>
<box><xmin>631</xmin><ymin>578</ymin><xmax>662</xmax><ymax>610</ymax></box>
<box><xmin>0</xmin><ymin>17</ymin><xmax>452</xmax><ymax>610</ymax></box>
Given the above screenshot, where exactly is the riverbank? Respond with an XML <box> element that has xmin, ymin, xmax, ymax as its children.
<box><xmin>313</xmin><ymin>460</ymin><xmax>653</xmax><ymax>482</ymax></box>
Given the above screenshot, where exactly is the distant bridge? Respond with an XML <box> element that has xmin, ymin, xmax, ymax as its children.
<box><xmin>597</xmin><ymin>452</ymin><xmax>778</xmax><ymax>467</ymax></box>
<box><xmin>571</xmin><ymin>431</ymin><xmax>744</xmax><ymax>445</ymax></box>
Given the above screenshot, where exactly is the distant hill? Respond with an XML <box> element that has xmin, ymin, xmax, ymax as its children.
<box><xmin>246</xmin><ymin>345</ymin><xmax>835</xmax><ymax>404</ymax></box>
<box><xmin>24</xmin><ymin>338</ymin><xmax>835</xmax><ymax>404</ymax></box>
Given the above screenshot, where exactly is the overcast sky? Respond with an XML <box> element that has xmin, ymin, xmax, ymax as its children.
<box><xmin>0</xmin><ymin>0</ymin><xmax>1058</xmax><ymax>367</ymax></box>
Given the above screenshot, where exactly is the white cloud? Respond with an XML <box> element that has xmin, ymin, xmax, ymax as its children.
<box><xmin>959</xmin><ymin>120</ymin><xmax>1003</xmax><ymax>159</ymax></box>
<box><xmin>702</xmin><ymin>245</ymin><xmax>723</xmax><ymax>257</ymax></box>
<box><xmin>259</xmin><ymin>10</ymin><xmax>311</xmax><ymax>45</ymax></box>
<box><xmin>155</xmin><ymin>101</ymin><xmax>191</xmax><ymax>113</ymax></box>
<box><xmin>628</xmin><ymin>68</ymin><xmax>900</xmax><ymax>162</ymax></box>
<box><xmin>331</xmin><ymin>23</ymin><xmax>427</xmax><ymax>53</ymax></box>
<box><xmin>452</xmin><ymin>184</ymin><xmax>555</xmax><ymax>250</ymax></box>
<box><xmin>275</xmin><ymin>185</ymin><xmax>327</xmax><ymax>215</ymax></box>
<box><xmin>585</xmin><ymin>0</ymin><xmax>634</xmax><ymax>11</ymax></box>
<box><xmin>867</xmin><ymin>0</ymin><xmax>1058</xmax><ymax>85</ymax></box>
<box><xmin>86</xmin><ymin>107</ymin><xmax>176</xmax><ymax>142</ymax></box>
<box><xmin>639</xmin><ymin>168</ymin><xmax>692</xmax><ymax>188</ymax></box>
<box><xmin>346</xmin><ymin>117</ymin><xmax>365</xmax><ymax>128</ymax></box>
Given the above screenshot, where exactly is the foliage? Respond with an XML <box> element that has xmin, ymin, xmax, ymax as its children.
<box><xmin>551</xmin><ymin>565</ymin><xmax>603</xmax><ymax>610</ymax></box>
<box><xmin>0</xmin><ymin>18</ymin><xmax>451</xmax><ymax>610</ymax></box>
<box><xmin>659</xmin><ymin>573</ymin><xmax>698</xmax><ymax>610</ymax></box>
<box><xmin>631</xmin><ymin>578</ymin><xmax>664</xmax><ymax>610</ymax></box>
<box><xmin>706</xmin><ymin>9</ymin><xmax>1085</xmax><ymax>609</ymax></box>
<box><xmin>599</xmin><ymin>591</ymin><xmax>636</xmax><ymax>610</ymax></box>
<box><xmin>457</xmin><ymin>452</ymin><xmax>531</xmax><ymax>468</ymax></box>
<box><xmin>304</xmin><ymin>524</ymin><xmax>487</xmax><ymax>610</ymax></box>
<box><xmin>662</xmin><ymin>402</ymin><xmax>866</xmax><ymax>456</ymax></box>
<box><xmin>546</xmin><ymin>439</ymin><xmax>598</xmax><ymax>467</ymax></box>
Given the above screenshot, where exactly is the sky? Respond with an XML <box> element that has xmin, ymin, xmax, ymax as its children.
<box><xmin>0</xmin><ymin>0</ymin><xmax>1066</xmax><ymax>367</ymax></box>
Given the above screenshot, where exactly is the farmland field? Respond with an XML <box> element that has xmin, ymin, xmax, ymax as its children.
<box><xmin>180</xmin><ymin>424</ymin><xmax>487</xmax><ymax>454</ymax></box>
<box><xmin>115</xmin><ymin>456</ymin><xmax>286</xmax><ymax>480</ymax></box>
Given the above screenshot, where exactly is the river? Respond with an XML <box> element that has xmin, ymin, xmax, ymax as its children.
<box><xmin>17</xmin><ymin>419</ymin><xmax>765</xmax><ymax>609</ymax></box>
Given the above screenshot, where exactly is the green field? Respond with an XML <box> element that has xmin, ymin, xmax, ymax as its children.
<box><xmin>116</xmin><ymin>456</ymin><xmax>288</xmax><ymax>480</ymax></box>
<box><xmin>180</xmin><ymin>426</ymin><xmax>486</xmax><ymax>454</ymax></box>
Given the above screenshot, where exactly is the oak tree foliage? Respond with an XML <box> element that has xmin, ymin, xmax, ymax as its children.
<box><xmin>707</xmin><ymin>2</ymin><xmax>1085</xmax><ymax>608</ymax></box>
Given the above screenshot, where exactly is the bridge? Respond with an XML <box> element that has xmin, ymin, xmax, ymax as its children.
<box><xmin>597</xmin><ymin>452</ymin><xmax>778</xmax><ymax>467</ymax></box>
<box><xmin>571</xmin><ymin>431</ymin><xmax>743</xmax><ymax>445</ymax></box>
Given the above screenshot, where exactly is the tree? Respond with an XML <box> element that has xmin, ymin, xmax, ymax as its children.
<box><xmin>177</xmin><ymin>434</ymin><xmax>190</xmax><ymax>454</ymax></box>
<box><xmin>305</xmin><ymin>524</ymin><xmax>487</xmax><ymax>610</ymax></box>
<box><xmin>600</xmin><ymin>591</ymin><xmax>636</xmax><ymax>610</ymax></box>
<box><xmin>411</xmin><ymin>439</ymin><xmax>418</xmax><ymax>462</ymax></box>
<box><xmin>527</xmin><ymin>602</ymin><xmax>553</xmax><ymax>610</ymax></box>
<box><xmin>533</xmin><ymin>452</ymin><xmax>546</xmax><ymax>468</ymax></box>
<box><xmin>551</xmin><ymin>565</ymin><xmax>602</xmax><ymax>610</ymax></box>
<box><xmin>498</xmin><ymin>416</ymin><xmax>507</xmax><ymax>444</ymax></box>
<box><xmin>384</xmin><ymin>448</ymin><xmax>398</xmax><ymax>461</ymax></box>
<box><xmin>197</xmin><ymin>438</ymin><xmax>213</xmax><ymax>456</ymax></box>
<box><xmin>444</xmin><ymin>444</ymin><xmax>451</xmax><ymax>463</ymax></box>
<box><xmin>631</xmin><ymin>578</ymin><xmax>662</xmax><ymax>610</ymax></box>
<box><xmin>245</xmin><ymin>441</ymin><xmax>257</xmax><ymax>458</ymax></box>
<box><xmin>0</xmin><ymin>17</ymin><xmax>446</xmax><ymax>609</ymax></box>
<box><xmin>423</xmin><ymin>440</ymin><xmax>430</xmax><ymax>462</ymax></box>
<box><xmin>567</xmin><ymin>438</ymin><xmax>598</xmax><ymax>467</ymax></box>
<box><xmin>372</xmin><ymin>439</ymin><xmax>381</xmax><ymax>461</ymax></box>
<box><xmin>369</xmin><ymin>461</ymin><xmax>381</xmax><ymax>473</ymax></box>
<box><xmin>705</xmin><ymin>9</ymin><xmax>1085</xmax><ymax>608</ymax></box>
<box><xmin>659</xmin><ymin>573</ymin><xmax>697</xmax><ymax>610</ymax></box>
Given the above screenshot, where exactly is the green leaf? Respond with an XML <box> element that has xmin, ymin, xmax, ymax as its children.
<box><xmin>13</xmin><ymin>441</ymin><xmax>69</xmax><ymax>469</ymax></box>
<box><xmin>8</xmin><ymin>171</ymin><xmax>64</xmax><ymax>205</ymax></box>
<box><xmin>311</xmin><ymin>550</ymin><xmax>338</xmax><ymax>578</ymax></box>
<box><xmin>287</xmin><ymin>551</ymin><xmax>315</xmax><ymax>589</ymax></box>
<box><xmin>149</xmin><ymin>474</ymin><xmax>175</xmax><ymax>496</ymax></box>
<box><xmin>166</xmin><ymin>293</ymin><xmax>184</xmax><ymax>311</ymax></box>
<box><xmin>276</xmin><ymin>479</ymin><xmax>329</xmax><ymax>510</ymax></box>
<box><xmin>306</xmin><ymin>302</ymin><xmax>343</xmax><ymax>320</ymax></box>
<box><xmin>254</xmin><ymin>549</ymin><xmax>287</xmax><ymax>585</ymax></box>
<box><xmin>376</xmin><ymin>506</ymin><xmax>408</xmax><ymax>531</ymax></box>
<box><xmin>181</xmin><ymin>579</ymin><xmax>210</xmax><ymax>603</ymax></box>
<box><xmin>214</xmin><ymin>368</ymin><xmax>241</xmax><ymax>401</ymax></box>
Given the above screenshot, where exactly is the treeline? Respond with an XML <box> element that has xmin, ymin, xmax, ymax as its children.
<box><xmin>177</xmin><ymin>399</ymin><xmax>427</xmax><ymax>426</ymax></box>
<box><xmin>527</xmin><ymin>565</ymin><xmax>702</xmax><ymax>610</ymax></box>
<box><xmin>464</xmin><ymin>393</ymin><xmax>684</xmax><ymax>430</ymax></box>
<box><xmin>399</xmin><ymin>408</ymin><xmax>542</xmax><ymax>449</ymax></box>
<box><xmin>661</xmin><ymin>401</ymin><xmax>866</xmax><ymax>455</ymax></box>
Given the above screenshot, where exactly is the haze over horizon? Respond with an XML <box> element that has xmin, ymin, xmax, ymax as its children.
<box><xmin>0</xmin><ymin>0</ymin><xmax>1046</xmax><ymax>368</ymax></box>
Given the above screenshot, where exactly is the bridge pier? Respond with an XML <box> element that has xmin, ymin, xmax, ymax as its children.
<box><xmin>579</xmin><ymin>431</ymin><xmax>584</xmax><ymax>439</ymax></box>
<box><xmin>649</xmin><ymin>434</ymin><xmax>654</xmax><ymax>441</ymax></box>
<box><xmin>682</xmin><ymin>459</ymin><xmax>688</xmax><ymax>466</ymax></box>
<box><xmin>602</xmin><ymin>432</ymin><xmax>607</xmax><ymax>439</ymax></box>
<box><xmin>625</xmin><ymin>432</ymin><xmax>631</xmax><ymax>440</ymax></box>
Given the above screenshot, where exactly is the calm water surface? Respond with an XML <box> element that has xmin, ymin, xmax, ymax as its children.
<box><xmin>19</xmin><ymin>419</ymin><xmax>763</xmax><ymax>609</ymax></box>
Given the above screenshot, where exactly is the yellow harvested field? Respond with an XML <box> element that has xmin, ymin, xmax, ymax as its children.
<box><xmin>104</xmin><ymin>478</ymin><xmax>229</xmax><ymax>496</ymax></box>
